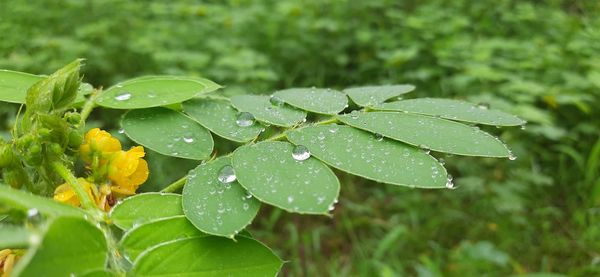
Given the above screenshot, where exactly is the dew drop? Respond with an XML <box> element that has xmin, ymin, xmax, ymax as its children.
<box><xmin>242</xmin><ymin>203</ymin><xmax>249</xmax><ymax>211</ymax></box>
<box><xmin>508</xmin><ymin>153</ymin><xmax>517</xmax><ymax>161</ymax></box>
<box><xmin>287</xmin><ymin>196</ymin><xmax>294</xmax><ymax>203</ymax></box>
<box><xmin>445</xmin><ymin>174</ymin><xmax>455</xmax><ymax>189</ymax></box>
<box><xmin>374</xmin><ymin>133</ymin><xmax>384</xmax><ymax>141</ymax></box>
<box><xmin>26</xmin><ymin>208</ymin><xmax>42</xmax><ymax>225</ymax></box>
<box><xmin>292</xmin><ymin>145</ymin><xmax>311</xmax><ymax>161</ymax></box>
<box><xmin>477</xmin><ymin>103</ymin><xmax>489</xmax><ymax>110</ymax></box>
<box><xmin>183</xmin><ymin>137</ymin><xmax>194</xmax><ymax>143</ymax></box>
<box><xmin>269</xmin><ymin>95</ymin><xmax>285</xmax><ymax>106</ymax></box>
<box><xmin>520</xmin><ymin>125</ymin><xmax>526</xmax><ymax>130</ymax></box>
<box><xmin>118</xmin><ymin>128</ymin><xmax>125</xmax><ymax>134</ymax></box>
<box><xmin>115</xmin><ymin>92</ymin><xmax>132</xmax><ymax>101</ymax></box>
<box><xmin>217</xmin><ymin>165</ymin><xmax>237</xmax><ymax>184</ymax></box>
<box><xmin>236</xmin><ymin>112</ymin><xmax>255</xmax><ymax>127</ymax></box>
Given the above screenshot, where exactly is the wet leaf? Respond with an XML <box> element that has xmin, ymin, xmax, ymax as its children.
<box><xmin>344</xmin><ymin>84</ymin><xmax>414</xmax><ymax>107</ymax></box>
<box><xmin>273</xmin><ymin>88</ymin><xmax>347</xmax><ymax>115</ymax></box>
<box><xmin>230</xmin><ymin>95</ymin><xmax>306</xmax><ymax>127</ymax></box>
<box><xmin>110</xmin><ymin>193</ymin><xmax>183</xmax><ymax>230</ymax></box>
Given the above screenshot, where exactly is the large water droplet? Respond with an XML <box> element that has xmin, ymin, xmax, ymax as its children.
<box><xmin>292</xmin><ymin>145</ymin><xmax>311</xmax><ymax>161</ymax></box>
<box><xmin>236</xmin><ymin>112</ymin><xmax>255</xmax><ymax>127</ymax></box>
<box><xmin>270</xmin><ymin>95</ymin><xmax>285</xmax><ymax>106</ymax></box>
<box><xmin>26</xmin><ymin>208</ymin><xmax>42</xmax><ymax>225</ymax></box>
<box><xmin>217</xmin><ymin>165</ymin><xmax>237</xmax><ymax>184</ymax></box>
<box><xmin>115</xmin><ymin>92</ymin><xmax>132</xmax><ymax>101</ymax></box>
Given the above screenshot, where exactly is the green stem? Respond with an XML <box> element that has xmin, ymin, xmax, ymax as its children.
<box><xmin>160</xmin><ymin>175</ymin><xmax>188</xmax><ymax>193</ymax></box>
<box><xmin>51</xmin><ymin>161</ymin><xmax>96</xmax><ymax>210</ymax></box>
<box><xmin>78</xmin><ymin>89</ymin><xmax>101</xmax><ymax>128</ymax></box>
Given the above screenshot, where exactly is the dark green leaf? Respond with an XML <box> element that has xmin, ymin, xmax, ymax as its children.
<box><xmin>230</xmin><ymin>95</ymin><xmax>306</xmax><ymax>127</ymax></box>
<box><xmin>344</xmin><ymin>85</ymin><xmax>414</xmax><ymax>107</ymax></box>
<box><xmin>273</xmin><ymin>88</ymin><xmax>348</xmax><ymax>115</ymax></box>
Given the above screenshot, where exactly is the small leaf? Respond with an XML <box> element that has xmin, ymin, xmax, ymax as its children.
<box><xmin>0</xmin><ymin>185</ymin><xmax>85</xmax><ymax>217</ymax></box>
<box><xmin>374</xmin><ymin>98</ymin><xmax>526</xmax><ymax>126</ymax></box>
<box><xmin>344</xmin><ymin>84</ymin><xmax>415</xmax><ymax>107</ymax></box>
<box><xmin>183</xmin><ymin>157</ymin><xmax>261</xmax><ymax>237</ymax></box>
<box><xmin>79</xmin><ymin>269</ymin><xmax>119</xmax><ymax>277</ymax></box>
<box><xmin>339</xmin><ymin>111</ymin><xmax>511</xmax><ymax>157</ymax></box>
<box><xmin>96</xmin><ymin>76</ymin><xmax>221</xmax><ymax>109</ymax></box>
<box><xmin>230</xmin><ymin>95</ymin><xmax>306</xmax><ymax>127</ymax></box>
<box><xmin>287</xmin><ymin>126</ymin><xmax>447</xmax><ymax>188</ymax></box>
<box><xmin>110</xmin><ymin>193</ymin><xmax>183</xmax><ymax>230</ymax></box>
<box><xmin>273</xmin><ymin>88</ymin><xmax>348</xmax><ymax>115</ymax></box>
<box><xmin>232</xmin><ymin>141</ymin><xmax>340</xmax><ymax>214</ymax></box>
<box><xmin>120</xmin><ymin>216</ymin><xmax>206</xmax><ymax>261</ymax></box>
<box><xmin>131</xmin><ymin>236</ymin><xmax>283</xmax><ymax>277</ymax></box>
<box><xmin>122</xmin><ymin>107</ymin><xmax>214</xmax><ymax>160</ymax></box>
<box><xmin>0</xmin><ymin>70</ymin><xmax>44</xmax><ymax>103</ymax></box>
<box><xmin>183</xmin><ymin>98</ymin><xmax>263</xmax><ymax>142</ymax></box>
<box><xmin>0</xmin><ymin>225</ymin><xmax>30</xmax><ymax>249</ymax></box>
<box><xmin>12</xmin><ymin>217</ymin><xmax>108</xmax><ymax>277</ymax></box>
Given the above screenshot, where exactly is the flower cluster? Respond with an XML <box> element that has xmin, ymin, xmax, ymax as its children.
<box><xmin>54</xmin><ymin>128</ymin><xmax>149</xmax><ymax>210</ymax></box>
<box><xmin>0</xmin><ymin>249</ymin><xmax>20</xmax><ymax>277</ymax></box>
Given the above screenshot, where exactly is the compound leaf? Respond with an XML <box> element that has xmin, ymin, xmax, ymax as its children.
<box><xmin>110</xmin><ymin>193</ymin><xmax>183</xmax><ymax>230</ymax></box>
<box><xmin>273</xmin><ymin>88</ymin><xmax>348</xmax><ymax>115</ymax></box>
<box><xmin>344</xmin><ymin>84</ymin><xmax>414</xmax><ymax>107</ymax></box>
<box><xmin>230</xmin><ymin>95</ymin><xmax>306</xmax><ymax>127</ymax></box>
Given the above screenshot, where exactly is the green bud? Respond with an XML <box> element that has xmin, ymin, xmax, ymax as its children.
<box><xmin>38</xmin><ymin>128</ymin><xmax>52</xmax><ymax>141</ymax></box>
<box><xmin>47</xmin><ymin>143</ymin><xmax>63</xmax><ymax>157</ymax></box>
<box><xmin>68</xmin><ymin>128</ymin><xmax>84</xmax><ymax>149</ymax></box>
<box><xmin>0</xmin><ymin>143</ymin><xmax>16</xmax><ymax>167</ymax></box>
<box><xmin>2</xmin><ymin>167</ymin><xmax>27</xmax><ymax>189</ymax></box>
<box><xmin>24</xmin><ymin>143</ymin><xmax>43</xmax><ymax>166</ymax></box>
<box><xmin>64</xmin><ymin>112</ymin><xmax>81</xmax><ymax>125</ymax></box>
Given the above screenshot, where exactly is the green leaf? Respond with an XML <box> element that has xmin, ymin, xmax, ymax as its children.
<box><xmin>0</xmin><ymin>70</ymin><xmax>44</xmax><ymax>103</ymax></box>
<box><xmin>230</xmin><ymin>95</ymin><xmax>306</xmax><ymax>127</ymax></box>
<box><xmin>273</xmin><ymin>88</ymin><xmax>348</xmax><ymax>115</ymax></box>
<box><xmin>344</xmin><ymin>84</ymin><xmax>415</xmax><ymax>107</ymax></box>
<box><xmin>0</xmin><ymin>225</ymin><xmax>30</xmax><ymax>249</ymax></box>
<box><xmin>109</xmin><ymin>193</ymin><xmax>183</xmax><ymax>230</ymax></box>
<box><xmin>232</xmin><ymin>141</ymin><xmax>340</xmax><ymax>214</ymax></box>
<box><xmin>120</xmin><ymin>216</ymin><xmax>206</xmax><ymax>261</ymax></box>
<box><xmin>131</xmin><ymin>236</ymin><xmax>283</xmax><ymax>277</ymax></box>
<box><xmin>0</xmin><ymin>185</ymin><xmax>85</xmax><ymax>217</ymax></box>
<box><xmin>339</xmin><ymin>112</ymin><xmax>511</xmax><ymax>157</ymax></box>
<box><xmin>122</xmin><ymin>107</ymin><xmax>214</xmax><ymax>160</ymax></box>
<box><xmin>12</xmin><ymin>217</ymin><xmax>108</xmax><ymax>277</ymax></box>
<box><xmin>96</xmin><ymin>76</ymin><xmax>221</xmax><ymax>109</ymax></box>
<box><xmin>183</xmin><ymin>98</ymin><xmax>263</xmax><ymax>142</ymax></box>
<box><xmin>374</xmin><ymin>98</ymin><xmax>526</xmax><ymax>126</ymax></box>
<box><xmin>182</xmin><ymin>157</ymin><xmax>261</xmax><ymax>238</ymax></box>
<box><xmin>287</xmin><ymin>126</ymin><xmax>447</xmax><ymax>188</ymax></box>
<box><xmin>80</xmin><ymin>269</ymin><xmax>118</xmax><ymax>277</ymax></box>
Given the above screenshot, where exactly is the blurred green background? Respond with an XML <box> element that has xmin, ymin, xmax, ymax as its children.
<box><xmin>1</xmin><ymin>0</ymin><xmax>599</xmax><ymax>276</ymax></box>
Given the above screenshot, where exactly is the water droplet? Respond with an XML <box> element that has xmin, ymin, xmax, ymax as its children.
<box><xmin>477</xmin><ymin>103</ymin><xmax>489</xmax><ymax>110</ymax></box>
<box><xmin>349</xmin><ymin>111</ymin><xmax>360</xmax><ymax>119</ymax></box>
<box><xmin>242</xmin><ymin>203</ymin><xmax>249</xmax><ymax>210</ymax></box>
<box><xmin>269</xmin><ymin>95</ymin><xmax>285</xmax><ymax>106</ymax></box>
<box><xmin>292</xmin><ymin>145</ymin><xmax>311</xmax><ymax>161</ymax></box>
<box><xmin>236</xmin><ymin>112</ymin><xmax>255</xmax><ymax>127</ymax></box>
<box><xmin>115</xmin><ymin>92</ymin><xmax>131</xmax><ymax>101</ymax></box>
<box><xmin>374</xmin><ymin>133</ymin><xmax>384</xmax><ymax>141</ymax></box>
<box><xmin>217</xmin><ymin>165</ymin><xmax>236</xmax><ymax>184</ymax></box>
<box><xmin>118</xmin><ymin>128</ymin><xmax>125</xmax><ymax>134</ymax></box>
<box><xmin>508</xmin><ymin>153</ymin><xmax>517</xmax><ymax>161</ymax></box>
<box><xmin>287</xmin><ymin>196</ymin><xmax>294</xmax><ymax>203</ymax></box>
<box><xmin>328</xmin><ymin>204</ymin><xmax>335</xmax><ymax>211</ymax></box>
<box><xmin>183</xmin><ymin>137</ymin><xmax>194</xmax><ymax>143</ymax></box>
<box><xmin>520</xmin><ymin>125</ymin><xmax>526</xmax><ymax>130</ymax></box>
<box><xmin>26</xmin><ymin>208</ymin><xmax>42</xmax><ymax>225</ymax></box>
<box><xmin>445</xmin><ymin>174</ymin><xmax>455</xmax><ymax>189</ymax></box>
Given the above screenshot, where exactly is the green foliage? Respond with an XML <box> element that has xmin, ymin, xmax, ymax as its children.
<box><xmin>109</xmin><ymin>193</ymin><xmax>183</xmax><ymax>230</ymax></box>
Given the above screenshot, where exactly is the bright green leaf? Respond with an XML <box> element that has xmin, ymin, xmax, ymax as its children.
<box><xmin>230</xmin><ymin>95</ymin><xmax>306</xmax><ymax>127</ymax></box>
<box><xmin>232</xmin><ymin>141</ymin><xmax>340</xmax><ymax>214</ymax></box>
<box><xmin>12</xmin><ymin>217</ymin><xmax>108</xmax><ymax>277</ymax></box>
<box><xmin>183</xmin><ymin>157</ymin><xmax>261</xmax><ymax>238</ymax></box>
<box><xmin>344</xmin><ymin>84</ymin><xmax>414</xmax><ymax>107</ymax></box>
<box><xmin>109</xmin><ymin>193</ymin><xmax>183</xmax><ymax>230</ymax></box>
<box><xmin>273</xmin><ymin>88</ymin><xmax>348</xmax><ymax>115</ymax></box>
<box><xmin>122</xmin><ymin>107</ymin><xmax>214</xmax><ymax>160</ymax></box>
<box><xmin>374</xmin><ymin>98</ymin><xmax>526</xmax><ymax>126</ymax></box>
<box><xmin>120</xmin><ymin>216</ymin><xmax>206</xmax><ymax>261</ymax></box>
<box><xmin>0</xmin><ymin>70</ymin><xmax>44</xmax><ymax>104</ymax></box>
<box><xmin>287</xmin><ymin>126</ymin><xmax>447</xmax><ymax>188</ymax></box>
<box><xmin>183</xmin><ymin>98</ymin><xmax>263</xmax><ymax>142</ymax></box>
<box><xmin>96</xmin><ymin>76</ymin><xmax>221</xmax><ymax>109</ymax></box>
<box><xmin>79</xmin><ymin>269</ymin><xmax>118</xmax><ymax>277</ymax></box>
<box><xmin>0</xmin><ymin>185</ymin><xmax>85</xmax><ymax>217</ymax></box>
<box><xmin>131</xmin><ymin>236</ymin><xmax>282</xmax><ymax>277</ymax></box>
<box><xmin>339</xmin><ymin>112</ymin><xmax>511</xmax><ymax>157</ymax></box>
<box><xmin>0</xmin><ymin>225</ymin><xmax>29</xmax><ymax>249</ymax></box>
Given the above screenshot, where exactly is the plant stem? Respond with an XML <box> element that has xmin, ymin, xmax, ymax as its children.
<box><xmin>78</xmin><ymin>89</ymin><xmax>101</xmax><ymax>128</ymax></box>
<box><xmin>51</xmin><ymin>161</ymin><xmax>96</xmax><ymax>210</ymax></box>
<box><xmin>160</xmin><ymin>175</ymin><xmax>187</xmax><ymax>193</ymax></box>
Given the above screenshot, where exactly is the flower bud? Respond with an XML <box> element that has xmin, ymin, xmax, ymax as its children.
<box><xmin>64</xmin><ymin>112</ymin><xmax>81</xmax><ymax>125</ymax></box>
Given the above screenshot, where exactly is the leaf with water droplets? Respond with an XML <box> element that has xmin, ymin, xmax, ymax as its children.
<box><xmin>96</xmin><ymin>76</ymin><xmax>221</xmax><ymax>109</ymax></box>
<box><xmin>120</xmin><ymin>216</ymin><xmax>207</xmax><ymax>261</ymax></box>
<box><xmin>110</xmin><ymin>193</ymin><xmax>183</xmax><ymax>230</ymax></box>
<box><xmin>122</xmin><ymin>107</ymin><xmax>214</xmax><ymax>160</ymax></box>
<box><xmin>131</xmin><ymin>236</ymin><xmax>283</xmax><ymax>277</ymax></box>
<box><xmin>183</xmin><ymin>157</ymin><xmax>261</xmax><ymax>238</ymax></box>
<box><xmin>273</xmin><ymin>88</ymin><xmax>348</xmax><ymax>115</ymax></box>
<box><xmin>344</xmin><ymin>84</ymin><xmax>415</xmax><ymax>107</ymax></box>
<box><xmin>287</xmin><ymin>126</ymin><xmax>447</xmax><ymax>188</ymax></box>
<box><xmin>183</xmin><ymin>98</ymin><xmax>263</xmax><ymax>142</ymax></box>
<box><xmin>0</xmin><ymin>185</ymin><xmax>85</xmax><ymax>218</ymax></box>
<box><xmin>230</xmin><ymin>95</ymin><xmax>306</xmax><ymax>127</ymax></box>
<box><xmin>374</xmin><ymin>98</ymin><xmax>525</xmax><ymax>126</ymax></box>
<box><xmin>232</xmin><ymin>141</ymin><xmax>340</xmax><ymax>214</ymax></box>
<box><xmin>339</xmin><ymin>111</ymin><xmax>511</xmax><ymax>157</ymax></box>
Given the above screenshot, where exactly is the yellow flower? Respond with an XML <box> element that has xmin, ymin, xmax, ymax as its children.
<box><xmin>53</xmin><ymin>178</ymin><xmax>98</xmax><ymax>207</ymax></box>
<box><xmin>0</xmin><ymin>249</ymin><xmax>19</xmax><ymax>277</ymax></box>
<box><xmin>108</xmin><ymin>146</ymin><xmax>149</xmax><ymax>196</ymax></box>
<box><xmin>79</xmin><ymin>128</ymin><xmax>121</xmax><ymax>163</ymax></box>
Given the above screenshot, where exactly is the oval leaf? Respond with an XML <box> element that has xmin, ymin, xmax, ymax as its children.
<box><xmin>131</xmin><ymin>236</ymin><xmax>282</xmax><ymax>277</ymax></box>
<box><xmin>0</xmin><ymin>70</ymin><xmax>44</xmax><ymax>104</ymax></box>
<box><xmin>273</xmin><ymin>88</ymin><xmax>348</xmax><ymax>115</ymax></box>
<box><xmin>96</xmin><ymin>76</ymin><xmax>221</xmax><ymax>109</ymax></box>
<box><xmin>110</xmin><ymin>193</ymin><xmax>183</xmax><ymax>230</ymax></box>
<box><xmin>339</xmin><ymin>112</ymin><xmax>510</xmax><ymax>157</ymax></box>
<box><xmin>374</xmin><ymin>98</ymin><xmax>525</xmax><ymax>126</ymax></box>
<box><xmin>230</xmin><ymin>95</ymin><xmax>306</xmax><ymax>127</ymax></box>
<box><xmin>287</xmin><ymin>125</ymin><xmax>447</xmax><ymax>188</ymax></box>
<box><xmin>232</xmin><ymin>141</ymin><xmax>340</xmax><ymax>214</ymax></box>
<box><xmin>13</xmin><ymin>217</ymin><xmax>108</xmax><ymax>277</ymax></box>
<box><xmin>122</xmin><ymin>107</ymin><xmax>214</xmax><ymax>160</ymax></box>
<box><xmin>344</xmin><ymin>84</ymin><xmax>415</xmax><ymax>107</ymax></box>
<box><xmin>183</xmin><ymin>98</ymin><xmax>263</xmax><ymax>142</ymax></box>
<box><xmin>183</xmin><ymin>157</ymin><xmax>261</xmax><ymax>237</ymax></box>
<box><xmin>120</xmin><ymin>216</ymin><xmax>206</xmax><ymax>261</ymax></box>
